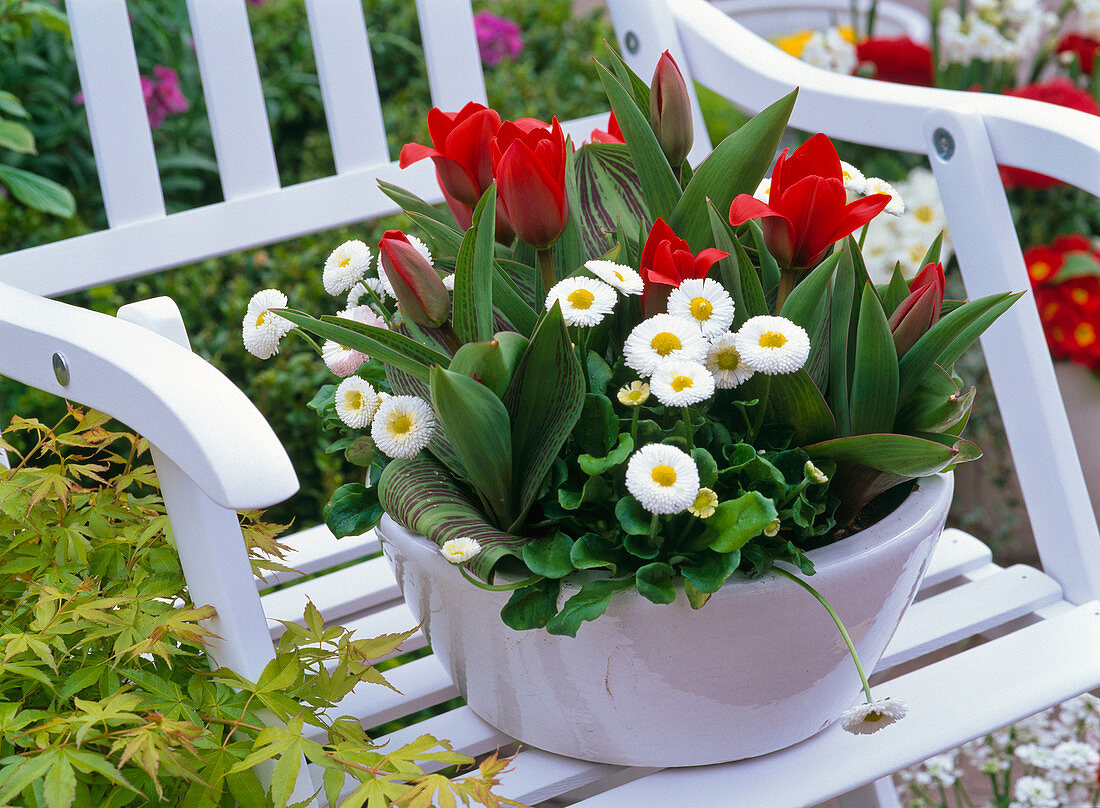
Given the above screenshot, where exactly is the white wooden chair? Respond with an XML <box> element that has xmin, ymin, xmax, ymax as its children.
<box><xmin>1</xmin><ymin>1</ymin><xmax>1099</xmax><ymax>806</ymax></box>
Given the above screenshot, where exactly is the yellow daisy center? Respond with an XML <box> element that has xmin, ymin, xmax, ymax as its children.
<box><xmin>717</xmin><ymin>347</ymin><xmax>741</xmax><ymax>370</ymax></box>
<box><xmin>255</xmin><ymin>311</ymin><xmax>267</xmax><ymax>327</ymax></box>
<box><xmin>671</xmin><ymin>375</ymin><xmax>694</xmax><ymax>392</ymax></box>
<box><xmin>914</xmin><ymin>205</ymin><xmax>935</xmax><ymax>224</ymax></box>
<box><xmin>842</xmin><ymin>169</ymin><xmax>854</xmax><ymax>182</ymax></box>
<box><xmin>692</xmin><ymin>491</ymin><xmax>714</xmax><ymax>510</ymax></box>
<box><xmin>628</xmin><ymin>390</ymin><xmax>644</xmax><ymax>402</ymax></box>
<box><xmin>758</xmin><ymin>330</ymin><xmax>787</xmax><ymax>349</ymax></box>
<box><xmin>651</xmin><ymin>331</ymin><xmax>682</xmax><ymax>356</ymax></box>
<box><xmin>347</xmin><ymin>391</ymin><xmax>364</xmax><ymax>410</ymax></box>
<box><xmin>651</xmin><ymin>465</ymin><xmax>677</xmax><ymax>486</ymax></box>
<box><xmin>614</xmin><ymin>270</ymin><xmax>625</xmax><ymax>281</ymax></box>
<box><xmin>392</xmin><ymin>415</ymin><xmax>412</xmax><ymax>435</ymax></box>
<box><xmin>339</xmin><ymin>257</ymin><xmax>351</xmax><ymax>268</ymax></box>
<box><xmin>689</xmin><ymin>297</ymin><xmax>713</xmax><ymax>321</ymax></box>
<box><xmin>567</xmin><ymin>288</ymin><xmax>596</xmax><ymax>309</ymax></box>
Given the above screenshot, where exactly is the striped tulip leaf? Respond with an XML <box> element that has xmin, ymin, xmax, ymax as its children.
<box><xmin>377</xmin><ymin>454</ymin><xmax>526</xmax><ymax>580</ymax></box>
<box><xmin>805</xmin><ymin>432</ymin><xmax>981</xmax><ymax>476</ymax></box>
<box><xmin>573</xmin><ymin>143</ymin><xmax>648</xmax><ymax>260</ymax></box>
<box><xmin>452</xmin><ymin>184</ymin><xmax>496</xmax><ymax>343</ymax></box>
<box><xmin>377</xmin><ymin>178</ymin><xmax>459</xmax><ymax>230</ymax></box>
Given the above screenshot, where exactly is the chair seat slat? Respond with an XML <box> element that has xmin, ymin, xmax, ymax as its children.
<box><xmin>920</xmin><ymin>528</ymin><xmax>993</xmax><ymax>588</ymax></box>
<box><xmin>261</xmin><ymin>555</ymin><xmax>400</xmax><ymax>633</ymax></box>
<box><xmin>256</xmin><ymin>525</ymin><xmax>379</xmax><ymax>589</ymax></box>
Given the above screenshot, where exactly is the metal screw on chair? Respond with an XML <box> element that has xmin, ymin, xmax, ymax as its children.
<box><xmin>52</xmin><ymin>352</ymin><xmax>70</xmax><ymax>386</ymax></box>
<box><xmin>933</xmin><ymin>128</ymin><xmax>955</xmax><ymax>161</ymax></box>
<box><xmin>624</xmin><ymin>31</ymin><xmax>639</xmax><ymax>54</ymax></box>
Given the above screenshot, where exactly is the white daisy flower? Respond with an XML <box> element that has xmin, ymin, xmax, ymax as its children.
<box><xmin>333</xmin><ymin>377</ymin><xmax>381</xmax><ymax>428</ymax></box>
<box><xmin>864</xmin><ymin>177</ymin><xmax>905</xmax><ymax>216</ymax></box>
<box><xmin>650</xmin><ymin>359</ymin><xmax>715</xmax><ymax>407</ymax></box>
<box><xmin>733</xmin><ymin>315</ymin><xmax>811</xmax><ymax>376</ymax></box>
<box><xmin>617</xmin><ymin>381</ymin><xmax>650</xmax><ymax>407</ymax></box>
<box><xmin>666</xmin><ymin>278</ymin><xmax>736</xmax><ymax>337</ymax></box>
<box><xmin>623</xmin><ymin>314</ymin><xmax>708</xmax><ymax>376</ymax></box>
<box><xmin>840</xmin><ymin>698</ymin><xmax>908</xmax><ymax>735</ymax></box>
<box><xmin>585</xmin><ymin>260</ymin><xmax>644</xmax><ymax>296</ymax></box>
<box><xmin>839</xmin><ymin>160</ymin><xmax>867</xmax><ymax>195</ymax></box>
<box><xmin>339</xmin><ymin>304</ymin><xmax>387</xmax><ymax>329</ymax></box>
<box><xmin>705</xmin><ymin>332</ymin><xmax>755</xmax><ymax>389</ymax></box>
<box><xmin>753</xmin><ymin>177</ymin><xmax>771</xmax><ymax>202</ymax></box>
<box><xmin>242</xmin><ymin>288</ymin><xmax>294</xmax><ymax>359</ymax></box>
<box><xmin>322</xmin><ymin>340</ymin><xmax>368</xmax><ymax>377</ymax></box>
<box><xmin>688</xmin><ymin>487</ymin><xmax>718</xmax><ymax>518</ymax></box>
<box><xmin>442</xmin><ymin>273</ymin><xmax>456</xmax><ymax>291</ymax></box>
<box><xmin>1012</xmin><ymin>776</ymin><xmax>1057</xmax><ymax>808</ymax></box>
<box><xmin>624</xmin><ymin>443</ymin><xmax>700</xmax><ymax>515</ymax></box>
<box><xmin>371</xmin><ymin>395</ymin><xmax>435</xmax><ymax>459</ymax></box>
<box><xmin>804</xmin><ymin>460</ymin><xmax>829</xmax><ymax>484</ymax></box>
<box><xmin>441</xmin><ymin>536</ymin><xmax>482</xmax><ymax>564</ymax></box>
<box><xmin>545</xmin><ymin>276</ymin><xmax>618</xmax><ymax>327</ymax></box>
<box><xmin>373</xmin><ymin>256</ymin><xmax>396</xmax><ymax>298</ymax></box>
<box><xmin>323</xmin><ymin>240</ymin><xmax>372</xmax><ymax>295</ymax></box>
<box><xmin>407</xmin><ymin>234</ymin><xmax>433</xmax><ymax>265</ymax></box>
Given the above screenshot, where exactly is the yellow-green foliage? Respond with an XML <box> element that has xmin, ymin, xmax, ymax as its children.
<box><xmin>0</xmin><ymin>408</ymin><xmax>519</xmax><ymax>808</ymax></box>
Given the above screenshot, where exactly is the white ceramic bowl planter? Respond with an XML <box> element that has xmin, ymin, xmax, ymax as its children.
<box><xmin>379</xmin><ymin>473</ymin><xmax>953</xmax><ymax>766</ymax></box>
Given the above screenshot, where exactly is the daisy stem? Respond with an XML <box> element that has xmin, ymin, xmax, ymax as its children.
<box><xmin>458</xmin><ymin>565</ymin><xmax>545</xmax><ymax>592</ymax></box>
<box><xmin>774</xmin><ymin>566</ymin><xmax>873</xmax><ymax>704</ymax></box>
<box><xmin>579</xmin><ymin>329</ymin><xmax>592</xmax><ymax>391</ymax></box>
<box><xmin>630</xmin><ymin>406</ymin><xmax>640</xmax><ymax>446</ymax></box>
<box><xmin>649</xmin><ymin>512</ymin><xmax>660</xmax><ymax>540</ymax></box>
<box><xmin>289</xmin><ymin>328</ymin><xmax>323</xmax><ymax>356</ymax></box>
<box><xmin>536</xmin><ymin>248</ymin><xmax>557</xmax><ymax>305</ymax></box>
<box><xmin>749</xmin><ymin>374</ymin><xmax>771</xmax><ymax>443</ymax></box>
<box><xmin>681</xmin><ymin>407</ymin><xmax>694</xmax><ymax>451</ymax></box>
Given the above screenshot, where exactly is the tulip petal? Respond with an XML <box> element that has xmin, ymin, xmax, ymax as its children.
<box><xmin>729</xmin><ymin>193</ymin><xmax>796</xmax><ymax>264</ymax></box>
<box><xmin>399</xmin><ymin>141</ymin><xmax>441</xmax><ymax>169</ymax></box>
<box><xmin>781</xmin><ymin>132</ymin><xmax>843</xmax><ymax>189</ymax></box>
<box><xmin>496</xmin><ymin>140</ymin><xmax>567</xmax><ymax>249</ymax></box>
<box><xmin>447</xmin><ymin>108</ymin><xmax>500</xmax><ymax>198</ymax></box>
<box><xmin>825</xmin><ymin>192</ymin><xmax>892</xmax><ymax>246</ymax></box>
<box><xmin>778</xmin><ymin>175</ymin><xmax>848</xmax><ymax>268</ymax></box>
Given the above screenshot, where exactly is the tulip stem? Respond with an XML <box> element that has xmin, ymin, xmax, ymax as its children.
<box><xmin>536</xmin><ymin>248</ymin><xmax>557</xmax><ymax>305</ymax></box>
<box><xmin>437</xmin><ymin>322</ymin><xmax>465</xmax><ymax>355</ymax></box>
<box><xmin>775</xmin><ymin>268</ymin><xmax>799</xmax><ymax>313</ymax></box>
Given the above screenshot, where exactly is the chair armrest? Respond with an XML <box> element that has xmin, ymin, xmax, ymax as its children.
<box><xmin>0</xmin><ymin>281</ymin><xmax>297</xmax><ymax>510</ymax></box>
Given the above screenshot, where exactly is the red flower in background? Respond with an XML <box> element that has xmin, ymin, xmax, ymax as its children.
<box><xmin>589</xmin><ymin>111</ymin><xmax>624</xmax><ymax>145</ymax></box>
<box><xmin>400</xmin><ymin>102</ymin><xmax>501</xmax><ymax>208</ymax></box>
<box><xmin>855</xmin><ymin>37</ymin><xmax>934</xmax><ymax>86</ymax></box>
<box><xmin>1056</xmin><ymin>33</ymin><xmax>1100</xmax><ymax>77</ymax></box>
<box><xmin>1025</xmin><ymin>234</ymin><xmax>1100</xmax><ymax>371</ymax></box>
<box><xmin>1000</xmin><ymin>81</ymin><xmax>1100</xmax><ymax>189</ymax></box>
<box><xmin>490</xmin><ymin>117</ymin><xmax>570</xmax><ymax>249</ymax></box>
<box><xmin>728</xmin><ymin>133</ymin><xmax>890</xmax><ymax>269</ymax></box>
<box><xmin>639</xmin><ymin>218</ymin><xmax>728</xmax><ymax>317</ymax></box>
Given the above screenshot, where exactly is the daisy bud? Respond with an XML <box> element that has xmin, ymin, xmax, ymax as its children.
<box><xmin>804</xmin><ymin>461</ymin><xmax>829</xmax><ymax>484</ymax></box>
<box><xmin>617</xmin><ymin>381</ymin><xmax>650</xmax><ymax>407</ymax></box>
<box><xmin>649</xmin><ymin>50</ymin><xmax>694</xmax><ymax>166</ymax></box>
<box><xmin>378</xmin><ymin>230</ymin><xmax>451</xmax><ymax>328</ymax></box>
<box><xmin>441</xmin><ymin>536</ymin><xmax>482</xmax><ymax>564</ymax></box>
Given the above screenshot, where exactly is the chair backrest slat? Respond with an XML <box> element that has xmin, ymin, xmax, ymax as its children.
<box><xmin>67</xmin><ymin>0</ymin><xmax>165</xmax><ymax>227</ymax></box>
<box><xmin>185</xmin><ymin>0</ymin><xmax>280</xmax><ymax>200</ymax></box>
<box><xmin>415</xmin><ymin>0</ymin><xmax>488</xmax><ymax>111</ymax></box>
<box><xmin>304</xmin><ymin>0</ymin><xmax>391</xmax><ymax>172</ymax></box>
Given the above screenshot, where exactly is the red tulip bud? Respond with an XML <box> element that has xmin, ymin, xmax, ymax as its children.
<box><xmin>889</xmin><ymin>261</ymin><xmax>946</xmax><ymax>356</ymax></box>
<box><xmin>490</xmin><ymin>117</ymin><xmax>569</xmax><ymax>249</ymax></box>
<box><xmin>649</xmin><ymin>50</ymin><xmax>694</xmax><ymax>166</ymax></box>
<box><xmin>378</xmin><ymin>230</ymin><xmax>451</xmax><ymax>328</ymax></box>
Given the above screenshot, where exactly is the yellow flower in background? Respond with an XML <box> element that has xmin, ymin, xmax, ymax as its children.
<box><xmin>773</xmin><ymin>26</ymin><xmax>855</xmax><ymax>57</ymax></box>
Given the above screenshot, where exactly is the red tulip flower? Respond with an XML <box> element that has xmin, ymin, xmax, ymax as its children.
<box><xmin>889</xmin><ymin>261</ymin><xmax>945</xmax><ymax>357</ymax></box>
<box><xmin>1057</xmin><ymin>33</ymin><xmax>1100</xmax><ymax>77</ymax></box>
<box><xmin>399</xmin><ymin>101</ymin><xmax>501</xmax><ymax>209</ymax></box>
<box><xmin>649</xmin><ymin>50</ymin><xmax>694</xmax><ymax>165</ymax></box>
<box><xmin>639</xmin><ymin>218</ymin><xmax>728</xmax><ymax>317</ymax></box>
<box><xmin>589</xmin><ymin>111</ymin><xmax>624</xmax><ymax>145</ymax></box>
<box><xmin>855</xmin><ymin>37</ymin><xmax>934</xmax><ymax>86</ymax></box>
<box><xmin>378</xmin><ymin>230</ymin><xmax>451</xmax><ymax>329</ymax></box>
<box><xmin>728</xmin><ymin>133</ymin><xmax>891</xmax><ymax>269</ymax></box>
<box><xmin>490</xmin><ymin>116</ymin><xmax>570</xmax><ymax>250</ymax></box>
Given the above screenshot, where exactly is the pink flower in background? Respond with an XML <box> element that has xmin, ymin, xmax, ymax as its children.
<box><xmin>142</xmin><ymin>65</ymin><xmax>189</xmax><ymax>129</ymax></box>
<box><xmin>473</xmin><ymin>11</ymin><xmax>523</xmax><ymax>66</ymax></box>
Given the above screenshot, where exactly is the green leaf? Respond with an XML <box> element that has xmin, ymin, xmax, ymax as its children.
<box><xmin>0</xmin><ymin>754</ymin><xmax>53</xmax><ymax>804</ymax></box>
<box><xmin>747</xmin><ymin>219</ymin><xmax>781</xmax><ymax>298</ymax></box>
<box><xmin>708</xmin><ymin>201</ymin><xmax>752</xmax><ymax>328</ymax></box>
<box><xmin>829</xmin><ymin>242</ymin><xmax>857</xmax><ymax>435</ymax></box>
<box><xmin>681</xmin><ymin>549</ymin><xmax>741</xmax><ymax>594</ymax></box>
<box><xmin>570</xmin><ymin>532</ymin><xmax>622</xmax><ymax>575</ymax></box>
<box><xmin>0</xmin><ymin>119</ymin><xmax>36</xmax><ymax>153</ymax></box>
<box><xmin>430</xmin><ymin>366</ymin><xmax>514</xmax><ymax>527</ymax></box>
<box><xmin>343</xmin><ymin>436</ymin><xmax>375</xmax><ymax>467</ymax></box>
<box><xmin>594</xmin><ymin>57</ymin><xmax>681</xmax><ymax>221</ymax></box>
<box><xmin>780</xmin><ymin>251</ymin><xmax>840</xmax><ymax>388</ymax></box>
<box><xmin>691</xmin><ymin>447</ymin><xmax>718</xmax><ymax>488</ymax></box>
<box><xmin>573</xmin><ymin>393</ymin><xmax>617</xmax><ymax>457</ymax></box>
<box><xmin>602</xmin><ymin>42</ymin><xmax>652</xmax><ymax>112</ymax></box>
<box><xmin>452</xmin><ymin>184</ymin><xmax>497</xmax><ymax>343</ymax></box>
<box><xmin>670</xmin><ymin>90</ymin><xmax>798</xmax><ymax>252</ymax></box>
<box><xmin>406</xmin><ymin>211</ymin><xmax>463</xmax><ymax>255</ymax></box>
<box><xmin>492</xmin><ymin>261</ymin><xmax>538</xmax><ymax>336</ymax></box>
<box><xmin>545</xmin><ymin>578</ymin><xmax>633</xmax><ymax>637</ymax></box>
<box><xmin>882</xmin><ymin>264</ymin><xmax>910</xmax><ymax>317</ymax></box>
<box><xmin>448</xmin><ymin>332</ymin><xmax>529</xmax><ymax>399</ymax></box>
<box><xmin>43</xmin><ymin>755</ymin><xmax>75</xmax><ymax>808</ymax></box>
<box><xmin>702</xmin><ymin>491</ymin><xmax>778</xmax><ymax>553</ymax></box>
<box><xmin>0</xmin><ymin>166</ymin><xmax>75</xmax><ymax>218</ymax></box>
<box><xmin>0</xmin><ymin>91</ymin><xmax>29</xmax><ymax>118</ymax></box>
<box><xmin>636</xmin><ymin>562</ymin><xmax>676</xmax><ymax>604</ymax></box>
<box><xmin>896</xmin><ymin>364</ymin><xmax>975</xmax><ymax>434</ymax></box>
<box><xmin>573</xmin><ymin>143</ymin><xmax>649</xmax><ymax>260</ymax></box>
<box><xmin>501</xmin><ymin>578</ymin><xmax>561</xmax><ymax>630</ymax></box>
<box><xmin>918</xmin><ymin>231</ymin><xmax>944</xmax><ymax>270</ymax></box>
<box><xmin>323</xmin><ymin>483</ymin><xmax>382</xmax><ymax>538</ymax></box>
<box><xmin>729</xmin><ymin>217</ymin><xmax>769</xmax><ymax>320</ymax></box>
<box><xmin>24</xmin><ymin>2</ymin><xmax>70</xmax><ymax>35</ymax></box>
<box><xmin>849</xmin><ymin>282</ymin><xmax>899</xmax><ymax>435</ymax></box>
<box><xmin>615</xmin><ymin>495</ymin><xmax>651</xmax><ymax>535</ymax></box>
<box><xmin>270</xmin><ymin>738</ymin><xmax>303</xmax><ymax>808</ymax></box>
<box><xmin>378</xmin><ymin>454</ymin><xmax>526</xmax><ymax>579</ymax></box>
<box><xmin>578</xmin><ymin>432</ymin><xmax>634</xmax><ymax>476</ymax></box>
<box><xmin>378</xmin><ymin>178</ymin><xmax>458</xmax><ymax>230</ymax></box>
<box><xmin>586</xmin><ymin>349</ymin><xmax>614</xmax><ymax>395</ymax></box>
<box><xmin>897</xmin><ymin>292</ymin><xmax>1023</xmax><ymax>404</ymax></box>
<box><xmin>226</xmin><ymin>770</ymin><xmax>269</xmax><ymax>808</ymax></box>
<box><xmin>1057</xmin><ymin>251</ymin><xmax>1100</xmax><ymax>281</ymax></box>
<box><xmin>521</xmin><ymin>531</ymin><xmax>575</xmax><ymax>578</ymax></box>
<box><xmin>503</xmin><ymin>304</ymin><xmax>586</xmax><ymax>528</ymax></box>
<box><xmin>805</xmin><ymin>433</ymin><xmax>982</xmax><ymax>476</ymax></box>
<box><xmin>766</xmin><ymin>370</ymin><xmax>835</xmax><ymax>445</ymax></box>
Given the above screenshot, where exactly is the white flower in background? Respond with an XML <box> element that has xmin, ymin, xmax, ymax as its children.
<box><xmin>688</xmin><ymin>487</ymin><xmax>718</xmax><ymax>518</ymax></box>
<box><xmin>624</xmin><ymin>443</ymin><xmax>701</xmax><ymax>515</ymax></box>
<box><xmin>734</xmin><ymin>315</ymin><xmax>811</xmax><ymax>375</ymax></box>
<box><xmin>804</xmin><ymin>460</ymin><xmax>829</xmax><ymax>484</ymax></box>
<box><xmin>340</xmin><ymin>304</ymin><xmax>387</xmax><ymax>329</ymax></box>
<box><xmin>800</xmin><ymin>27</ymin><xmax>857</xmax><ymax>74</ymax></box>
<box><xmin>1079</xmin><ymin>0</ymin><xmax>1100</xmax><ymax>39</ymax></box>
<box><xmin>323</xmin><ymin>240</ymin><xmax>372</xmax><ymax>295</ymax></box>
<box><xmin>545</xmin><ymin>276</ymin><xmax>618</xmax><ymax>327</ymax></box>
<box><xmin>914</xmin><ymin>753</ymin><xmax>961</xmax><ymax>787</ymax></box>
<box><xmin>322</xmin><ymin>340</ymin><xmax>368</xmax><ymax>377</ymax></box>
<box><xmin>1010</xmin><ymin>776</ymin><xmax>1058</xmax><ymax>808</ymax></box>
<box><xmin>624</xmin><ymin>314</ymin><xmax>707</xmax><ymax>376</ymax></box>
<box><xmin>840</xmin><ymin>698</ymin><xmax>908</xmax><ymax>734</ymax></box>
<box><xmin>242</xmin><ymin>288</ymin><xmax>294</xmax><ymax>359</ymax></box>
<box><xmin>1049</xmin><ymin>741</ymin><xmax>1099</xmax><ymax>782</ymax></box>
<box><xmin>617</xmin><ymin>381</ymin><xmax>651</xmax><ymax>407</ymax></box>
<box><xmin>441</xmin><ymin>536</ymin><xmax>482</xmax><ymax>564</ymax></box>
<box><xmin>864</xmin><ymin>177</ymin><xmax>904</xmax><ymax>216</ymax></box>
<box><xmin>667</xmin><ymin>278</ymin><xmax>736</xmax><ymax>337</ymax></box>
<box><xmin>705</xmin><ymin>332</ymin><xmax>755</xmax><ymax>389</ymax></box>
<box><xmin>860</xmin><ymin>167</ymin><xmax>953</xmax><ymax>284</ymax></box>
<box><xmin>333</xmin><ymin>377</ymin><xmax>381</xmax><ymax>429</ymax></box>
<box><xmin>371</xmin><ymin>395</ymin><xmax>435</xmax><ymax>459</ymax></box>
<box><xmin>840</xmin><ymin>160</ymin><xmax>867</xmax><ymax>195</ymax></box>
<box><xmin>442</xmin><ymin>273</ymin><xmax>456</xmax><ymax>291</ymax></box>
<box><xmin>586</xmin><ymin>260</ymin><xmax>644</xmax><ymax>296</ymax></box>
<box><xmin>753</xmin><ymin>177</ymin><xmax>772</xmax><ymax>202</ymax></box>
<box><xmin>650</xmin><ymin>359</ymin><xmax>716</xmax><ymax>407</ymax></box>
